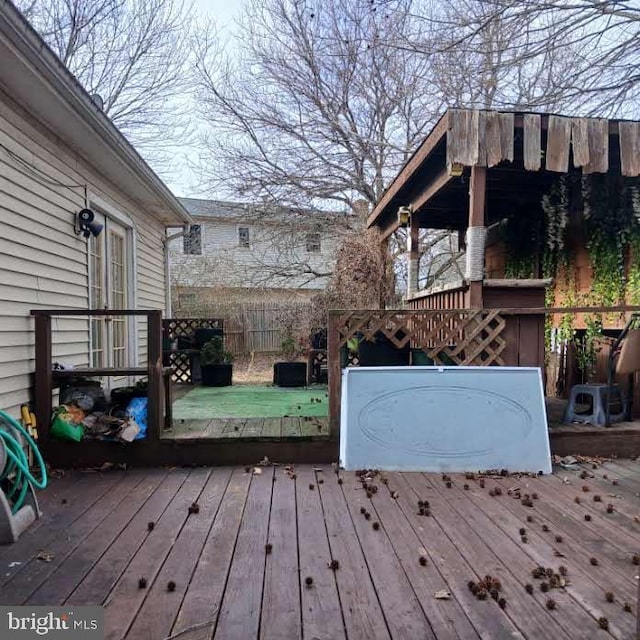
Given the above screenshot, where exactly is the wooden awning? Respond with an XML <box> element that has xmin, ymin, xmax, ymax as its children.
<box><xmin>368</xmin><ymin>109</ymin><xmax>640</xmax><ymax>239</ymax></box>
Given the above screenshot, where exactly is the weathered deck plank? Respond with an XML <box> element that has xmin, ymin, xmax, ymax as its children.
<box><xmin>260</xmin><ymin>417</ymin><xmax>282</xmax><ymax>439</ymax></box>
<box><xmin>102</xmin><ymin>469</ymin><xmax>211</xmax><ymax>640</ymax></box>
<box><xmin>65</xmin><ymin>470</ymin><xmax>189</xmax><ymax>607</ymax></box>
<box><xmin>318</xmin><ymin>469</ymin><xmax>391</xmax><ymax>640</ymax></box>
<box><xmin>295</xmin><ymin>466</ymin><xmax>347</xmax><ymax>640</ymax></box>
<box><xmin>171</xmin><ymin>469</ymin><xmax>252</xmax><ymax>640</ymax></box>
<box><xmin>27</xmin><ymin>470</ymin><xmax>168</xmax><ymax>606</ymax></box>
<box><xmin>260</xmin><ymin>465</ymin><xmax>301</xmax><ymax>640</ymax></box>
<box><xmin>127</xmin><ymin>468</ymin><xmax>233</xmax><ymax>640</ymax></box>
<box><xmin>1</xmin><ymin>470</ymin><xmax>146</xmax><ymax>602</ymax></box>
<box><xmin>214</xmin><ymin>467</ymin><xmax>274</xmax><ymax>640</ymax></box>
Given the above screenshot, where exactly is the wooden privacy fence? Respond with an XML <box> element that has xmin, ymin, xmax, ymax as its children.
<box><xmin>172</xmin><ymin>302</ymin><xmax>311</xmax><ymax>355</ymax></box>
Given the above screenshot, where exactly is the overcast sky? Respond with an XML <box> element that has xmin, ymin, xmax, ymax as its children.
<box><xmin>167</xmin><ymin>0</ymin><xmax>246</xmax><ymax>198</ymax></box>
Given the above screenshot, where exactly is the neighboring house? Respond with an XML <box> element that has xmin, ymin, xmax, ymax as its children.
<box><xmin>169</xmin><ymin>198</ymin><xmax>358</xmax><ymax>308</ymax></box>
<box><xmin>0</xmin><ymin>2</ymin><xmax>191</xmax><ymax>418</ymax></box>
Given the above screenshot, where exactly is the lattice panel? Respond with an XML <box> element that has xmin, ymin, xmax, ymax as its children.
<box><xmin>308</xmin><ymin>349</ymin><xmax>327</xmax><ymax>384</ymax></box>
<box><xmin>335</xmin><ymin>310</ymin><xmax>506</xmax><ymax>366</ymax></box>
<box><xmin>163</xmin><ymin>318</ymin><xmax>223</xmax><ymax>342</ymax></box>
<box><xmin>167</xmin><ymin>352</ymin><xmax>192</xmax><ymax>384</ymax></box>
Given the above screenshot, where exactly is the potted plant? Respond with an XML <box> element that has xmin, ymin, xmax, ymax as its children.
<box><xmin>200</xmin><ymin>336</ymin><xmax>233</xmax><ymax>386</ymax></box>
<box><xmin>273</xmin><ymin>329</ymin><xmax>307</xmax><ymax>387</ymax></box>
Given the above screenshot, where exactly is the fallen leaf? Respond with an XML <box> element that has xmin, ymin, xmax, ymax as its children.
<box><xmin>37</xmin><ymin>551</ymin><xmax>54</xmax><ymax>563</ymax></box>
<box><xmin>553</xmin><ymin>550</ymin><xmax>565</xmax><ymax>557</ymax></box>
<box><xmin>434</xmin><ymin>590</ymin><xmax>451</xmax><ymax>600</ymax></box>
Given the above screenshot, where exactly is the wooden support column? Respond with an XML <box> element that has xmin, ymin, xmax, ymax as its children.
<box><xmin>327</xmin><ymin>312</ymin><xmax>341</xmax><ymax>442</ymax></box>
<box><xmin>146</xmin><ymin>310</ymin><xmax>163</xmax><ymax>441</ymax></box>
<box><xmin>467</xmin><ymin>166</ymin><xmax>487</xmax><ymax>309</ymax></box>
<box><xmin>33</xmin><ymin>312</ymin><xmax>52</xmax><ymax>442</ymax></box>
<box><xmin>407</xmin><ymin>212</ymin><xmax>419</xmax><ymax>297</ymax></box>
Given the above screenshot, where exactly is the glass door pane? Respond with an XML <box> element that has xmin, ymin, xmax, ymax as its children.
<box><xmin>88</xmin><ymin>219</ymin><xmax>106</xmax><ymax>368</ymax></box>
<box><xmin>109</xmin><ymin>231</ymin><xmax>127</xmax><ymax>368</ymax></box>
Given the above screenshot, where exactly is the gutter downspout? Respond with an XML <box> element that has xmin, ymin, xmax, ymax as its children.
<box><xmin>164</xmin><ymin>225</ymin><xmax>190</xmax><ymax>318</ymax></box>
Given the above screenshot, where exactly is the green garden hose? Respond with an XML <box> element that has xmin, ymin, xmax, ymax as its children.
<box><xmin>0</xmin><ymin>410</ymin><xmax>47</xmax><ymax>514</ymax></box>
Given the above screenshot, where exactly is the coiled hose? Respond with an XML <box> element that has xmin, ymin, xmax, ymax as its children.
<box><xmin>0</xmin><ymin>410</ymin><xmax>47</xmax><ymax>514</ymax></box>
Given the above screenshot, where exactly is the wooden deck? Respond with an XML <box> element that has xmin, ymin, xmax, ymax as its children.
<box><xmin>165</xmin><ymin>416</ymin><xmax>330</xmax><ymax>440</ymax></box>
<box><xmin>2</xmin><ymin>461</ymin><xmax>640</xmax><ymax>639</ymax></box>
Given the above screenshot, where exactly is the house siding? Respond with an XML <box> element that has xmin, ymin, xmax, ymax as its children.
<box><xmin>0</xmin><ymin>88</ymin><xmax>168</xmax><ymax>418</ymax></box>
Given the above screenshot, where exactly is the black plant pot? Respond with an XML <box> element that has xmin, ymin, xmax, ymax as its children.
<box><xmin>358</xmin><ymin>331</ymin><xmax>410</xmax><ymax>366</ymax></box>
<box><xmin>201</xmin><ymin>364</ymin><xmax>232</xmax><ymax>387</ymax></box>
<box><xmin>273</xmin><ymin>362</ymin><xmax>307</xmax><ymax>387</ymax></box>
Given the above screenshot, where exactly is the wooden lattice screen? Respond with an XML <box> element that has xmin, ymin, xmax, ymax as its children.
<box><xmin>163</xmin><ymin>318</ymin><xmax>224</xmax><ymax>384</ymax></box>
<box><xmin>163</xmin><ymin>318</ymin><xmax>224</xmax><ymax>342</ymax></box>
<box><xmin>327</xmin><ymin>309</ymin><xmax>507</xmax><ymax>439</ymax></box>
<box><xmin>334</xmin><ymin>309</ymin><xmax>506</xmax><ymax>366</ymax></box>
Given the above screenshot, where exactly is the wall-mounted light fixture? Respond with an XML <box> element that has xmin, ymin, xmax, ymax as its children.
<box><xmin>75</xmin><ymin>208</ymin><xmax>103</xmax><ymax>238</ymax></box>
<box><xmin>397</xmin><ymin>205</ymin><xmax>412</xmax><ymax>227</ymax></box>
<box><xmin>448</xmin><ymin>162</ymin><xmax>464</xmax><ymax>177</ymax></box>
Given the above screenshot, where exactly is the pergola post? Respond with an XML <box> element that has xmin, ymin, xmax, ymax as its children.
<box><xmin>467</xmin><ymin>166</ymin><xmax>487</xmax><ymax>308</ymax></box>
<box><xmin>407</xmin><ymin>211</ymin><xmax>419</xmax><ymax>297</ymax></box>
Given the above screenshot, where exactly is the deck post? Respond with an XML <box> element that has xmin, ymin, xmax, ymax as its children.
<box><xmin>467</xmin><ymin>165</ymin><xmax>487</xmax><ymax>309</ymax></box>
<box><xmin>327</xmin><ymin>312</ymin><xmax>341</xmax><ymax>443</ymax></box>
<box><xmin>33</xmin><ymin>312</ymin><xmax>52</xmax><ymax>442</ymax></box>
<box><xmin>146</xmin><ymin>310</ymin><xmax>163</xmax><ymax>441</ymax></box>
<box><xmin>407</xmin><ymin>211</ymin><xmax>419</xmax><ymax>297</ymax></box>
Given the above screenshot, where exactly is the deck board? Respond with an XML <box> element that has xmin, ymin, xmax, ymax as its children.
<box><xmin>295</xmin><ymin>466</ymin><xmax>347</xmax><ymax>640</ymax></box>
<box><xmin>171</xmin><ymin>469</ymin><xmax>252</xmax><ymax>640</ymax></box>
<box><xmin>214</xmin><ymin>467</ymin><xmax>274</xmax><ymax>640</ymax></box>
<box><xmin>2</xmin><ymin>464</ymin><xmax>640</xmax><ymax>639</ymax></box>
<box><xmin>65</xmin><ymin>469</ymin><xmax>189</xmax><ymax>607</ymax></box>
<box><xmin>260</xmin><ymin>464</ymin><xmax>301</xmax><ymax>640</ymax></box>
<box><xmin>103</xmin><ymin>469</ymin><xmax>211</xmax><ymax>640</ymax></box>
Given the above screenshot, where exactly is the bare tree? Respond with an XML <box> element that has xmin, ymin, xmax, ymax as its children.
<box><xmin>194</xmin><ymin>0</ymin><xmax>443</xmax><ymax>212</ymax></box>
<box><xmin>417</xmin><ymin>0</ymin><xmax>640</xmax><ymax>117</ymax></box>
<box><xmin>16</xmin><ymin>0</ymin><xmax>197</xmax><ymax>171</ymax></box>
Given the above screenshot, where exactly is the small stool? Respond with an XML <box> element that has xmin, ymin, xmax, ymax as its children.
<box><xmin>564</xmin><ymin>383</ymin><xmax>627</xmax><ymax>426</ymax></box>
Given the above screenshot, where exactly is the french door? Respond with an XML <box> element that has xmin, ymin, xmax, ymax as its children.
<box><xmin>88</xmin><ymin>212</ymin><xmax>132</xmax><ymax>377</ymax></box>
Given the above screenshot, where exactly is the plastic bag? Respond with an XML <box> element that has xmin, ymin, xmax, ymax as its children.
<box><xmin>126</xmin><ymin>397</ymin><xmax>147</xmax><ymax>440</ymax></box>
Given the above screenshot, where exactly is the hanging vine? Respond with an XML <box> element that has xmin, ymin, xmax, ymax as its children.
<box><xmin>502</xmin><ymin>172</ymin><xmax>640</xmax><ymax>378</ymax></box>
<box><xmin>581</xmin><ymin>175</ymin><xmax>635</xmax><ymax>307</ymax></box>
<box><xmin>625</xmin><ymin>186</ymin><xmax>640</xmax><ymax>305</ymax></box>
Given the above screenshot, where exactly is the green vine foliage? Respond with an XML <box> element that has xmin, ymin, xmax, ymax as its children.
<box><xmin>574</xmin><ymin>314</ymin><xmax>603</xmax><ymax>383</ymax></box>
<box><xmin>503</xmin><ymin>175</ymin><xmax>640</xmax><ymax>375</ymax></box>
<box><xmin>581</xmin><ymin>175</ymin><xmax>636</xmax><ymax>306</ymax></box>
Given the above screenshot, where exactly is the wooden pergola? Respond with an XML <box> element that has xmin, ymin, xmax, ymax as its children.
<box><xmin>368</xmin><ymin>108</ymin><xmax>640</xmax><ymax>310</ymax></box>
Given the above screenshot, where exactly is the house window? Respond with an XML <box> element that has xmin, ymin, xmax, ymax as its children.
<box><xmin>183</xmin><ymin>225</ymin><xmax>202</xmax><ymax>255</ymax></box>
<box><xmin>238</xmin><ymin>226</ymin><xmax>250</xmax><ymax>248</ymax></box>
<box><xmin>306</xmin><ymin>232</ymin><xmax>321</xmax><ymax>252</ymax></box>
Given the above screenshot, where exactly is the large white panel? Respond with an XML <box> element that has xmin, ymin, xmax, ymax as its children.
<box><xmin>340</xmin><ymin>366</ymin><xmax>552</xmax><ymax>473</ymax></box>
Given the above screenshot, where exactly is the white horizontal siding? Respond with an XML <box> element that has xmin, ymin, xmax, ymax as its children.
<box><xmin>170</xmin><ymin>218</ymin><xmax>341</xmax><ymax>291</ymax></box>
<box><xmin>0</xmin><ymin>89</ymin><xmax>170</xmax><ymax>419</ymax></box>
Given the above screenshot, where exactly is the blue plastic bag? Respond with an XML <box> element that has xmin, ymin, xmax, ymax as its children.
<box><xmin>126</xmin><ymin>397</ymin><xmax>148</xmax><ymax>440</ymax></box>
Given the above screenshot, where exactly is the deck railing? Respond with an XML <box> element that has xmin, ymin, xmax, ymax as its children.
<box><xmin>327</xmin><ymin>305</ymin><xmax>640</xmax><ymax>440</ymax></box>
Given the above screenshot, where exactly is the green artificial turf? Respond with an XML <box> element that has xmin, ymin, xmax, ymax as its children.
<box><xmin>173</xmin><ymin>384</ymin><xmax>329</xmax><ymax>420</ymax></box>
